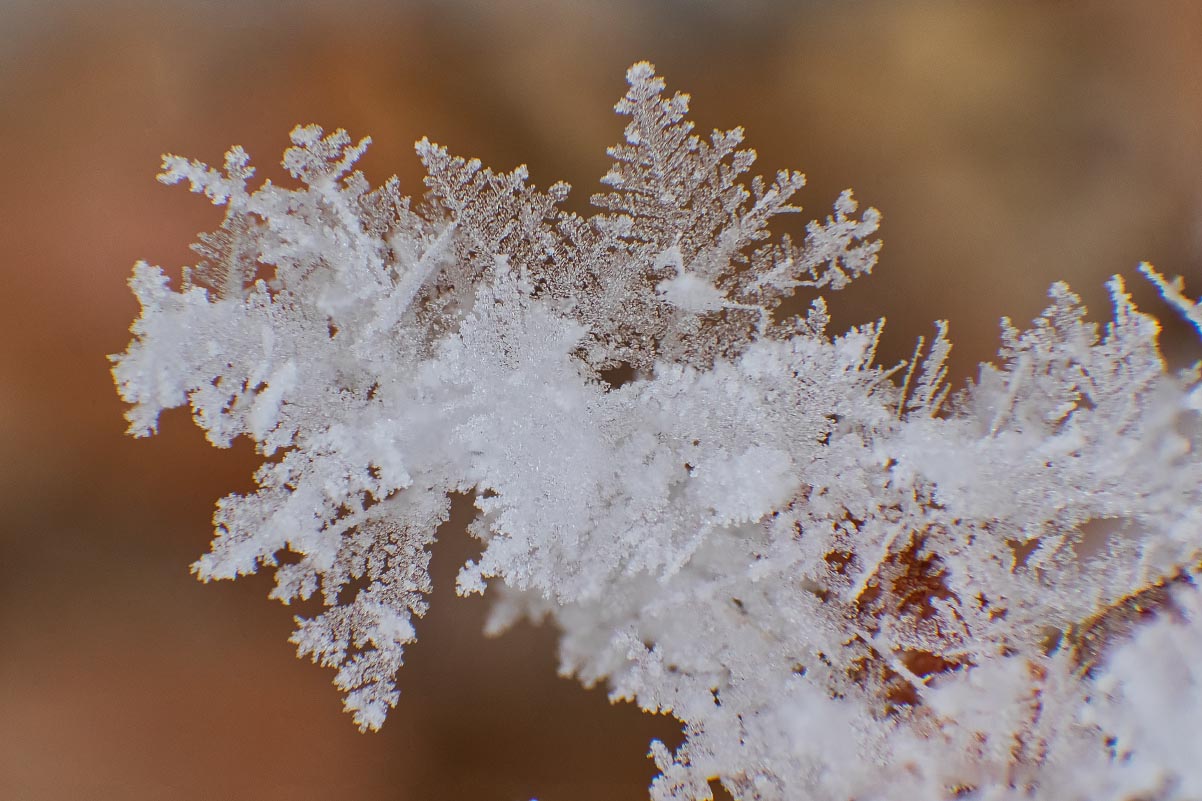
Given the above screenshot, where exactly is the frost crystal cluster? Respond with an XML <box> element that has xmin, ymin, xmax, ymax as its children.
<box><xmin>114</xmin><ymin>64</ymin><xmax>1202</xmax><ymax>800</ymax></box>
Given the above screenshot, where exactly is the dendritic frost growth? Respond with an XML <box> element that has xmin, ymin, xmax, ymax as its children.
<box><xmin>114</xmin><ymin>63</ymin><xmax>1202</xmax><ymax>801</ymax></box>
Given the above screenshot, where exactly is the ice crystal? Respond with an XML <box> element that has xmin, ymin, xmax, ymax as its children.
<box><xmin>114</xmin><ymin>63</ymin><xmax>1202</xmax><ymax>800</ymax></box>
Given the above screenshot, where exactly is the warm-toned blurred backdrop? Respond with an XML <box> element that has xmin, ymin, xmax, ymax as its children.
<box><xmin>2</xmin><ymin>2</ymin><xmax>1201</xmax><ymax>799</ymax></box>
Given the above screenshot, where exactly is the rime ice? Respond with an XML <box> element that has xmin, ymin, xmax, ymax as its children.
<box><xmin>113</xmin><ymin>63</ymin><xmax>1202</xmax><ymax>801</ymax></box>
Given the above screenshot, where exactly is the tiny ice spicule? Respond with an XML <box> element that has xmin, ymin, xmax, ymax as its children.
<box><xmin>114</xmin><ymin>63</ymin><xmax>1202</xmax><ymax>801</ymax></box>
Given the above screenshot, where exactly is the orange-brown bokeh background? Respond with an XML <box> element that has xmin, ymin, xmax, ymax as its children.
<box><xmin>2</xmin><ymin>2</ymin><xmax>1201</xmax><ymax>799</ymax></box>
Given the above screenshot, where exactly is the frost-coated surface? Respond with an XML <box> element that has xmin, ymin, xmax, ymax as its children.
<box><xmin>113</xmin><ymin>64</ymin><xmax>1202</xmax><ymax>800</ymax></box>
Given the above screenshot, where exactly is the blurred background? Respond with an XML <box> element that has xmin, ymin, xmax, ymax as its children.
<box><xmin>2</xmin><ymin>1</ymin><xmax>1201</xmax><ymax>799</ymax></box>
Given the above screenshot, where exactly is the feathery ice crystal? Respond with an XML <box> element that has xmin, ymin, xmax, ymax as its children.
<box><xmin>113</xmin><ymin>63</ymin><xmax>1202</xmax><ymax>801</ymax></box>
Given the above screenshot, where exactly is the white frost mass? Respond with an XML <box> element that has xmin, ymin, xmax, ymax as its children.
<box><xmin>113</xmin><ymin>63</ymin><xmax>1202</xmax><ymax>801</ymax></box>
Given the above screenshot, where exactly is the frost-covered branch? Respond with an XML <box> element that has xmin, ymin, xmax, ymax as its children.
<box><xmin>114</xmin><ymin>63</ymin><xmax>1202</xmax><ymax>801</ymax></box>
